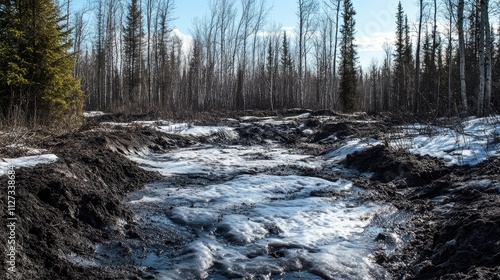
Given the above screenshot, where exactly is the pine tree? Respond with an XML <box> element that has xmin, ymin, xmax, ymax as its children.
<box><xmin>338</xmin><ymin>0</ymin><xmax>358</xmax><ymax>112</ymax></box>
<box><xmin>0</xmin><ymin>0</ymin><xmax>83</xmax><ymax>126</ymax></box>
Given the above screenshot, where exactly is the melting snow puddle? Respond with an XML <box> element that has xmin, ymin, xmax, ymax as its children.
<box><xmin>99</xmin><ymin>141</ymin><xmax>403</xmax><ymax>279</ymax></box>
<box><xmin>124</xmin><ymin>174</ymin><xmax>395</xmax><ymax>279</ymax></box>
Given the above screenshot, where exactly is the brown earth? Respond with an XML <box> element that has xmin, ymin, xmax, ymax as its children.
<box><xmin>0</xmin><ymin>111</ymin><xmax>499</xmax><ymax>279</ymax></box>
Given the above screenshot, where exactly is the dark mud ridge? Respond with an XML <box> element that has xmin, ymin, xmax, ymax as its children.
<box><xmin>1</xmin><ymin>112</ymin><xmax>499</xmax><ymax>279</ymax></box>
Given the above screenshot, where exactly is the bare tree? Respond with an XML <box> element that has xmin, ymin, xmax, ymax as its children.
<box><xmin>323</xmin><ymin>0</ymin><xmax>341</xmax><ymax>109</ymax></box>
<box><xmin>444</xmin><ymin>0</ymin><xmax>454</xmax><ymax>113</ymax></box>
<box><xmin>484</xmin><ymin>0</ymin><xmax>492</xmax><ymax>114</ymax></box>
<box><xmin>478</xmin><ymin>0</ymin><xmax>487</xmax><ymax>115</ymax></box>
<box><xmin>297</xmin><ymin>0</ymin><xmax>319</xmax><ymax>107</ymax></box>
<box><xmin>414</xmin><ymin>0</ymin><xmax>424</xmax><ymax>113</ymax></box>
<box><xmin>458</xmin><ymin>0</ymin><xmax>468</xmax><ymax>113</ymax></box>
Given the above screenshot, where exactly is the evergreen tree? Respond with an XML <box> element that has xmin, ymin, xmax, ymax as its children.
<box><xmin>282</xmin><ymin>31</ymin><xmax>294</xmax><ymax>107</ymax></box>
<box><xmin>392</xmin><ymin>3</ymin><xmax>414</xmax><ymax>112</ymax></box>
<box><xmin>338</xmin><ymin>0</ymin><xmax>358</xmax><ymax>112</ymax></box>
<box><xmin>403</xmin><ymin>15</ymin><xmax>414</xmax><ymax>110</ymax></box>
<box><xmin>123</xmin><ymin>0</ymin><xmax>144</xmax><ymax>109</ymax></box>
<box><xmin>393</xmin><ymin>1</ymin><xmax>405</xmax><ymax>111</ymax></box>
<box><xmin>0</xmin><ymin>0</ymin><xmax>83</xmax><ymax>126</ymax></box>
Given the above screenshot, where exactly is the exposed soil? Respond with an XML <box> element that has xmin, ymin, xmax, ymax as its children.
<box><xmin>345</xmin><ymin>146</ymin><xmax>500</xmax><ymax>279</ymax></box>
<box><xmin>1</xmin><ymin>111</ymin><xmax>499</xmax><ymax>279</ymax></box>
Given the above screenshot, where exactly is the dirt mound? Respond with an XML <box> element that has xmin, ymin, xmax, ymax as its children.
<box><xmin>343</xmin><ymin>145</ymin><xmax>446</xmax><ymax>187</ymax></box>
<box><xmin>404</xmin><ymin>158</ymin><xmax>500</xmax><ymax>279</ymax></box>
<box><xmin>235</xmin><ymin>123</ymin><xmax>303</xmax><ymax>145</ymax></box>
<box><xmin>312</xmin><ymin>120</ymin><xmax>387</xmax><ymax>143</ymax></box>
<box><xmin>0</xmin><ymin>128</ymin><xmax>173</xmax><ymax>279</ymax></box>
<box><xmin>346</xmin><ymin>146</ymin><xmax>500</xmax><ymax>279</ymax></box>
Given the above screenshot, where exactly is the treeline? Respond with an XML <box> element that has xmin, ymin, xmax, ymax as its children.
<box><xmin>2</xmin><ymin>0</ymin><xmax>499</xmax><ymax>126</ymax></box>
<box><xmin>75</xmin><ymin>0</ymin><xmax>499</xmax><ymax>116</ymax></box>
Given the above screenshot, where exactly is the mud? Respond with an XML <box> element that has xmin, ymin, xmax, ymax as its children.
<box><xmin>1</xmin><ymin>111</ymin><xmax>499</xmax><ymax>279</ymax></box>
<box><xmin>345</xmin><ymin>146</ymin><xmax>500</xmax><ymax>279</ymax></box>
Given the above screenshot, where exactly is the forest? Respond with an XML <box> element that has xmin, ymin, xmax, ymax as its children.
<box><xmin>1</xmin><ymin>0</ymin><xmax>500</xmax><ymax>126</ymax></box>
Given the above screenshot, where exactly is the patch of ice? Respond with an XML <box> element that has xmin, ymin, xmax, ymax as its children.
<box><xmin>67</xmin><ymin>252</ymin><xmax>98</xmax><ymax>267</ymax></box>
<box><xmin>128</xmin><ymin>196</ymin><xmax>163</xmax><ymax>204</ymax></box>
<box><xmin>325</xmin><ymin>138</ymin><xmax>382</xmax><ymax>162</ymax></box>
<box><xmin>464</xmin><ymin>179</ymin><xmax>492</xmax><ymax>189</ymax></box>
<box><xmin>83</xmin><ymin>111</ymin><xmax>106</xmax><ymax>117</ymax></box>
<box><xmin>284</xmin><ymin>113</ymin><xmax>311</xmax><ymax>120</ymax></box>
<box><xmin>128</xmin><ymin>174</ymin><xmax>392</xmax><ymax>279</ymax></box>
<box><xmin>239</xmin><ymin>116</ymin><xmax>275</xmax><ymax>121</ymax></box>
<box><xmin>6</xmin><ymin>144</ymin><xmax>47</xmax><ymax>155</ymax></box>
<box><xmin>157</xmin><ymin>124</ymin><xmax>238</xmax><ymax>139</ymax></box>
<box><xmin>0</xmin><ymin>154</ymin><xmax>58</xmax><ymax>176</ymax></box>
<box><xmin>302</xmin><ymin>129</ymin><xmax>314</xmax><ymax>135</ymax></box>
<box><xmin>128</xmin><ymin>144</ymin><xmax>319</xmax><ymax>176</ymax></box>
<box><xmin>157</xmin><ymin>123</ymin><xmax>191</xmax><ymax>132</ymax></box>
<box><xmin>393</xmin><ymin>116</ymin><xmax>500</xmax><ymax>166</ymax></box>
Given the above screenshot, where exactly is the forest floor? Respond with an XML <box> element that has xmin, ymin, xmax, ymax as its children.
<box><xmin>0</xmin><ymin>110</ymin><xmax>499</xmax><ymax>279</ymax></box>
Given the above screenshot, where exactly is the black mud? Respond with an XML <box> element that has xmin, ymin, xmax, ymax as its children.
<box><xmin>345</xmin><ymin>146</ymin><xmax>500</xmax><ymax>279</ymax></box>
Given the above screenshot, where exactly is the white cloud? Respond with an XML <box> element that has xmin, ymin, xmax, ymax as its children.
<box><xmin>355</xmin><ymin>32</ymin><xmax>394</xmax><ymax>52</ymax></box>
<box><xmin>281</xmin><ymin>26</ymin><xmax>297</xmax><ymax>38</ymax></box>
<box><xmin>171</xmin><ymin>28</ymin><xmax>193</xmax><ymax>59</ymax></box>
<box><xmin>281</xmin><ymin>26</ymin><xmax>296</xmax><ymax>32</ymax></box>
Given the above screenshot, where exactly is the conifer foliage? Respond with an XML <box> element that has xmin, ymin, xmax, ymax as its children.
<box><xmin>338</xmin><ymin>0</ymin><xmax>358</xmax><ymax>112</ymax></box>
<box><xmin>0</xmin><ymin>0</ymin><xmax>83</xmax><ymax>126</ymax></box>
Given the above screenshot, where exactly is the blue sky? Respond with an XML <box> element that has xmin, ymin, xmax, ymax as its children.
<box><xmin>70</xmin><ymin>0</ymin><xmax>419</xmax><ymax>68</ymax></box>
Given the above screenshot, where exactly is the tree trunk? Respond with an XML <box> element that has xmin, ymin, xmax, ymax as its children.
<box><xmin>478</xmin><ymin>0</ymin><xmax>486</xmax><ymax>116</ymax></box>
<box><xmin>414</xmin><ymin>0</ymin><xmax>423</xmax><ymax>113</ymax></box>
<box><xmin>484</xmin><ymin>0</ymin><xmax>492</xmax><ymax>114</ymax></box>
<box><xmin>458</xmin><ymin>0</ymin><xmax>468</xmax><ymax>113</ymax></box>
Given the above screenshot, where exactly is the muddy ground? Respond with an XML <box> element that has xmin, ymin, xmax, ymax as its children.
<box><xmin>1</xmin><ymin>110</ymin><xmax>499</xmax><ymax>279</ymax></box>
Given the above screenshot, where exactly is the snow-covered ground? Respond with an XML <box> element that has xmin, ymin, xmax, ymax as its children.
<box><xmin>128</xmin><ymin>144</ymin><xmax>318</xmax><ymax>176</ymax></box>
<box><xmin>391</xmin><ymin>115</ymin><xmax>500</xmax><ymax>166</ymax></box>
<box><xmin>124</xmin><ymin>136</ymin><xmax>397</xmax><ymax>279</ymax></box>
<box><xmin>83</xmin><ymin>111</ymin><xmax>106</xmax><ymax>117</ymax></box>
<box><xmin>325</xmin><ymin>138</ymin><xmax>382</xmax><ymax>162</ymax></box>
<box><xmin>125</xmin><ymin>175</ymin><xmax>393</xmax><ymax>279</ymax></box>
<box><xmin>0</xmin><ymin>154</ymin><xmax>58</xmax><ymax>176</ymax></box>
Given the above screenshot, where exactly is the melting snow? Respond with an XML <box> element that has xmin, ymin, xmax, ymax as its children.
<box><xmin>0</xmin><ymin>154</ymin><xmax>58</xmax><ymax>176</ymax></box>
<box><xmin>126</xmin><ymin>175</ymin><xmax>393</xmax><ymax>279</ymax></box>
<box><xmin>157</xmin><ymin>124</ymin><xmax>238</xmax><ymax>139</ymax></box>
<box><xmin>83</xmin><ymin>111</ymin><xmax>106</xmax><ymax>117</ymax></box>
<box><xmin>325</xmin><ymin>138</ymin><xmax>382</xmax><ymax>162</ymax></box>
<box><xmin>393</xmin><ymin>116</ymin><xmax>500</xmax><ymax>166</ymax></box>
<box><xmin>123</xmin><ymin>134</ymin><xmax>398</xmax><ymax>279</ymax></box>
<box><xmin>128</xmin><ymin>144</ymin><xmax>318</xmax><ymax>177</ymax></box>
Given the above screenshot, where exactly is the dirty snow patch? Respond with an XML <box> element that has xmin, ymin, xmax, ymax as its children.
<box><xmin>394</xmin><ymin>116</ymin><xmax>500</xmax><ymax>166</ymax></box>
<box><xmin>128</xmin><ymin>144</ymin><xmax>318</xmax><ymax>177</ymax></box>
<box><xmin>0</xmin><ymin>154</ymin><xmax>58</xmax><ymax>176</ymax></box>
<box><xmin>83</xmin><ymin>111</ymin><xmax>106</xmax><ymax>117</ymax></box>
<box><xmin>325</xmin><ymin>138</ymin><xmax>382</xmax><ymax>162</ymax></box>
<box><xmin>126</xmin><ymin>174</ymin><xmax>393</xmax><ymax>279</ymax></box>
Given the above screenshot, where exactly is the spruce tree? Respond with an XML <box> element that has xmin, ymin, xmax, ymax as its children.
<box><xmin>123</xmin><ymin>0</ymin><xmax>144</xmax><ymax>109</ymax></box>
<box><xmin>282</xmin><ymin>32</ymin><xmax>294</xmax><ymax>107</ymax></box>
<box><xmin>393</xmin><ymin>1</ymin><xmax>405</xmax><ymax>110</ymax></box>
<box><xmin>338</xmin><ymin>0</ymin><xmax>358</xmax><ymax>112</ymax></box>
<box><xmin>0</xmin><ymin>0</ymin><xmax>83</xmax><ymax>126</ymax></box>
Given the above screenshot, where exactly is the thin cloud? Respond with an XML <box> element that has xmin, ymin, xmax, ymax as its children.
<box><xmin>355</xmin><ymin>32</ymin><xmax>394</xmax><ymax>52</ymax></box>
